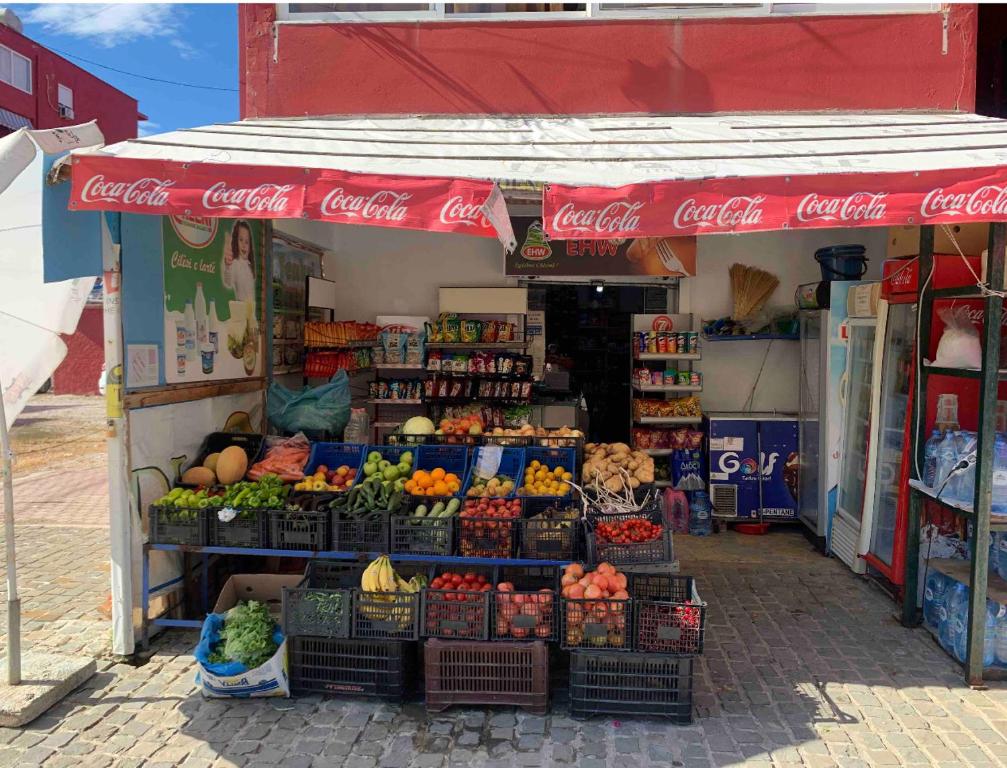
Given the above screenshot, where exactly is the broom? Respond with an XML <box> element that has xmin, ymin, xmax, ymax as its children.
<box><xmin>730</xmin><ymin>263</ymin><xmax>779</xmax><ymax>320</ymax></box>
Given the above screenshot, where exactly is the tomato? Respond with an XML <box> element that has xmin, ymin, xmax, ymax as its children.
<box><xmin>430</xmin><ymin>577</ymin><xmax>444</xmax><ymax>590</ymax></box>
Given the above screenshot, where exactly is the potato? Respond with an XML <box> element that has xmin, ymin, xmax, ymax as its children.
<box><xmin>629</xmin><ymin>477</ymin><xmax>641</xmax><ymax>489</ymax></box>
<box><xmin>605</xmin><ymin>476</ymin><xmax>624</xmax><ymax>493</ymax></box>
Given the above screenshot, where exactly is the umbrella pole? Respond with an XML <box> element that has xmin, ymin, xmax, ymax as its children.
<box><xmin>0</xmin><ymin>388</ymin><xmax>19</xmax><ymax>685</ymax></box>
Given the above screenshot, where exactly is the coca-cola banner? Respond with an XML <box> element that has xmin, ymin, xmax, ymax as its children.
<box><xmin>70</xmin><ymin>155</ymin><xmax>512</xmax><ymax>244</ymax></box>
<box><xmin>543</xmin><ymin>167</ymin><xmax>1007</xmax><ymax>239</ymax></box>
<box><xmin>505</xmin><ymin>217</ymin><xmax>695</xmax><ymax>277</ymax></box>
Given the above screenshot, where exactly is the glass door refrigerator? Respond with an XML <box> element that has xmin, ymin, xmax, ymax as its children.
<box><xmin>830</xmin><ymin>315</ymin><xmax>878</xmax><ymax>575</ymax></box>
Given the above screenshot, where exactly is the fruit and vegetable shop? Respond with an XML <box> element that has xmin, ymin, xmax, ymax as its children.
<box><xmin>44</xmin><ymin>111</ymin><xmax>1007</xmax><ymax>712</ymax></box>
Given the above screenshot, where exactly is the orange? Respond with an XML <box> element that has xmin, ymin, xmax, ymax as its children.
<box><xmin>404</xmin><ymin>480</ymin><xmax>416</xmax><ymax>494</ymax></box>
<box><xmin>447</xmin><ymin>480</ymin><xmax>460</xmax><ymax>493</ymax></box>
<box><xmin>445</xmin><ymin>473</ymin><xmax>459</xmax><ymax>485</ymax></box>
<box><xmin>433</xmin><ymin>481</ymin><xmax>449</xmax><ymax>495</ymax></box>
<box><xmin>430</xmin><ymin>467</ymin><xmax>446</xmax><ymax>481</ymax></box>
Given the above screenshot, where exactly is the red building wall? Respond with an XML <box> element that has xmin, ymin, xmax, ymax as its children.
<box><xmin>240</xmin><ymin>5</ymin><xmax>977</xmax><ymax>118</ymax></box>
<box><xmin>0</xmin><ymin>23</ymin><xmax>140</xmax><ymax>143</ymax></box>
<box><xmin>52</xmin><ymin>305</ymin><xmax>103</xmax><ymax>396</ymax></box>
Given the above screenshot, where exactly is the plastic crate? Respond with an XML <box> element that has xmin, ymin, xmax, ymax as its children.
<box><xmin>414</xmin><ymin>444</ymin><xmax>469</xmax><ymax>481</ymax></box>
<box><xmin>424</xmin><ymin>639</ymin><xmax>549</xmax><ymax>714</ymax></box>
<box><xmin>384</xmin><ymin>433</ymin><xmax>429</xmax><ymax>447</ymax></box>
<box><xmin>332</xmin><ymin>512</ymin><xmax>389</xmax><ymax>553</ymax></box>
<box><xmin>461</xmin><ymin>446</ymin><xmax>525</xmax><ymax>499</ymax></box>
<box><xmin>569</xmin><ymin>650</ymin><xmax>694</xmax><ymax>723</ymax></box>
<box><xmin>560</xmin><ymin>596</ymin><xmax>632</xmax><ymax>651</ymax></box>
<box><xmin>179</xmin><ymin>432</ymin><xmax>265</xmax><ymax>485</ymax></box>
<box><xmin>148</xmin><ymin>505</ymin><xmax>207</xmax><ymax>546</ymax></box>
<box><xmin>524</xmin><ymin>446</ymin><xmax>578</xmax><ymax>483</ymax></box>
<box><xmin>364</xmin><ymin>444</ymin><xmax>415</xmax><ymax>466</ymax></box>
<box><xmin>457</xmin><ymin>498</ymin><xmax>523</xmax><ymax>559</ymax></box>
<box><xmin>290</xmin><ymin>637</ymin><xmax>416</xmax><ymax>700</ymax></box>
<box><xmin>208</xmin><ymin>509</ymin><xmax>270</xmax><ymax>548</ymax></box>
<box><xmin>585</xmin><ymin>511</ymin><xmax>674</xmax><ymax>566</ymax></box>
<box><xmin>519</xmin><ymin>497</ymin><xmax>582</xmax><ymax>561</ymax></box>
<box><xmin>492</xmin><ymin>565</ymin><xmax>560</xmax><ymax>642</ymax></box>
<box><xmin>282</xmin><ymin>560</ymin><xmax>358</xmax><ymax>638</ymax></box>
<box><xmin>421</xmin><ymin>564</ymin><xmax>495</xmax><ymax>640</ymax></box>
<box><xmin>391</xmin><ymin>498</ymin><xmax>458</xmax><ymax>556</ymax></box>
<box><xmin>532</xmin><ymin>434</ymin><xmax>585</xmax><ymax>466</ymax></box>
<box><xmin>482</xmin><ymin>434</ymin><xmax>533</xmax><ymax>449</ymax></box>
<box><xmin>305</xmin><ymin>442</ymin><xmax>366</xmax><ymax>477</ymax></box>
<box><xmin>353</xmin><ymin>590</ymin><xmax>420</xmax><ymax>641</ymax></box>
<box><xmin>630</xmin><ymin>573</ymin><xmax>706</xmax><ymax>655</ymax></box>
<box><xmin>426</xmin><ymin>433</ymin><xmax>481</xmax><ymax>447</ymax></box>
<box><xmin>268</xmin><ymin>509</ymin><xmax>330</xmax><ymax>551</ymax></box>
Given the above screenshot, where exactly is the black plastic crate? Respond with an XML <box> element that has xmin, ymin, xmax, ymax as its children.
<box><xmin>519</xmin><ymin>497</ymin><xmax>582</xmax><ymax>561</ymax></box>
<box><xmin>585</xmin><ymin>512</ymin><xmax>673</xmax><ymax>566</ymax></box>
<box><xmin>569</xmin><ymin>650</ymin><xmax>694</xmax><ymax>723</ymax></box>
<box><xmin>282</xmin><ymin>584</ymin><xmax>352</xmax><ymax>638</ymax></box>
<box><xmin>457</xmin><ymin>498</ymin><xmax>523</xmax><ymax>559</ymax></box>
<box><xmin>422</xmin><ymin>564</ymin><xmax>495</xmax><ymax>640</ymax></box>
<box><xmin>482</xmin><ymin>434</ymin><xmax>533</xmax><ymax>448</ymax></box>
<box><xmin>560</xmin><ymin>597</ymin><xmax>632</xmax><ymax>651</ymax></box>
<box><xmin>492</xmin><ymin>565</ymin><xmax>559</xmax><ymax>643</ymax></box>
<box><xmin>353</xmin><ymin>590</ymin><xmax>420</xmax><ymax>641</ymax></box>
<box><xmin>208</xmin><ymin>509</ymin><xmax>270</xmax><ymax>548</ymax></box>
<box><xmin>268</xmin><ymin>509</ymin><xmax>330</xmax><ymax>551</ymax></box>
<box><xmin>332</xmin><ymin>512</ymin><xmax>389</xmax><ymax>553</ymax></box>
<box><xmin>384</xmin><ymin>433</ymin><xmax>429</xmax><ymax>447</ymax></box>
<box><xmin>148</xmin><ymin>505</ymin><xmax>207</xmax><ymax>546</ymax></box>
<box><xmin>178</xmin><ymin>432</ymin><xmax>265</xmax><ymax>486</ymax></box>
<box><xmin>392</xmin><ymin>499</ymin><xmax>457</xmax><ymax>556</ymax></box>
<box><xmin>630</xmin><ymin>573</ymin><xmax>706</xmax><ymax>655</ymax></box>
<box><xmin>426</xmin><ymin>433</ymin><xmax>480</xmax><ymax>447</ymax></box>
<box><xmin>290</xmin><ymin>636</ymin><xmax>416</xmax><ymax>701</ymax></box>
<box><xmin>305</xmin><ymin>560</ymin><xmax>364</xmax><ymax>589</ymax></box>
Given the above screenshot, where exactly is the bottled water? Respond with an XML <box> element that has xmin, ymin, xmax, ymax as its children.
<box><xmin>940</xmin><ymin>581</ymin><xmax>967</xmax><ymax>654</ymax></box>
<box><xmin>993</xmin><ymin>433</ymin><xmax>1007</xmax><ymax>514</ymax></box>
<box><xmin>688</xmin><ymin>491</ymin><xmax>712</xmax><ymax>537</ymax></box>
<box><xmin>933</xmin><ymin>432</ymin><xmax>960</xmax><ymax>497</ymax></box>
<box><xmin>923</xmin><ymin>429</ymin><xmax>943</xmax><ymax>487</ymax></box>
<box><xmin>948</xmin><ymin>431</ymin><xmax>977</xmax><ymax>504</ymax></box>
<box><xmin>953</xmin><ymin>598</ymin><xmax>999</xmax><ymax>668</ymax></box>
<box><xmin>923</xmin><ymin>570</ymin><xmax>948</xmax><ymax>629</ymax></box>
<box><xmin>995</xmin><ymin>602</ymin><xmax>1007</xmax><ymax>666</ymax></box>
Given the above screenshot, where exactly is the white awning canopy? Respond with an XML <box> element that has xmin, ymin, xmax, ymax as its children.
<box><xmin>68</xmin><ymin>112</ymin><xmax>1007</xmax><ymax>239</ymax></box>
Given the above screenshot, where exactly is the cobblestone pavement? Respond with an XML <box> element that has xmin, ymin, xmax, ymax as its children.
<box><xmin>0</xmin><ymin>529</ymin><xmax>1006</xmax><ymax>767</ymax></box>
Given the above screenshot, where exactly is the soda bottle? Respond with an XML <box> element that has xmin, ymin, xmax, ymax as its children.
<box><xmin>689</xmin><ymin>490</ymin><xmax>712</xmax><ymax>537</ymax></box>
<box><xmin>923</xmin><ymin>429</ymin><xmax>943</xmax><ymax>487</ymax></box>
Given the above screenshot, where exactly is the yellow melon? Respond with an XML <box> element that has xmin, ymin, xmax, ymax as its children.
<box><xmin>216</xmin><ymin>445</ymin><xmax>249</xmax><ymax>485</ymax></box>
<box><xmin>181</xmin><ymin>466</ymin><xmax>216</xmax><ymax>487</ymax></box>
<box><xmin>203</xmin><ymin>452</ymin><xmax>221</xmax><ymax>472</ymax></box>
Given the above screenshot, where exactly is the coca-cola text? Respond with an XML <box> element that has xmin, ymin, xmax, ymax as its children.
<box><xmin>79</xmin><ymin>175</ymin><xmax>174</xmax><ymax>207</ymax></box>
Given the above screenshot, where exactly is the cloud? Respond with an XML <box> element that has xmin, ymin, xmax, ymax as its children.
<box><xmin>21</xmin><ymin>4</ymin><xmax>189</xmax><ymax>50</ymax></box>
<box><xmin>137</xmin><ymin>120</ymin><xmax>160</xmax><ymax>138</ymax></box>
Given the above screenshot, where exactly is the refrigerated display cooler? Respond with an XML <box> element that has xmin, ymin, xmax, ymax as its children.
<box><xmin>707</xmin><ymin>413</ymin><xmax>799</xmax><ymax>521</ymax></box>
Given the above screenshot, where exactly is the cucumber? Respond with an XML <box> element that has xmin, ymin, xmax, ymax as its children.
<box><xmin>445</xmin><ymin>498</ymin><xmax>461</xmax><ymax>516</ymax></box>
<box><xmin>430</xmin><ymin>502</ymin><xmax>445</xmax><ymax>518</ymax></box>
<box><xmin>414</xmin><ymin>504</ymin><xmax>428</xmax><ymax>519</ymax></box>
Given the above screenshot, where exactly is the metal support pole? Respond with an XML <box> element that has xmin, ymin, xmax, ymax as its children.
<box><xmin>0</xmin><ymin>389</ymin><xmax>20</xmax><ymax>685</ymax></box>
<box><xmin>966</xmin><ymin>222</ymin><xmax>1006</xmax><ymax>686</ymax></box>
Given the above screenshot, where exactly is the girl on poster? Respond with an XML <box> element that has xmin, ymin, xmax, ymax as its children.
<box><xmin>222</xmin><ymin>219</ymin><xmax>256</xmax><ymax>305</ymax></box>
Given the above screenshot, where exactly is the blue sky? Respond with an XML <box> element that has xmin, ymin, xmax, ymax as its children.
<box><xmin>11</xmin><ymin>3</ymin><xmax>238</xmax><ymax>135</ymax></box>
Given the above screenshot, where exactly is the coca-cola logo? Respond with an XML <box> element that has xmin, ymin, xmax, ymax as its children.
<box><xmin>796</xmin><ymin>192</ymin><xmax>887</xmax><ymax>223</ymax></box>
<box><xmin>550</xmin><ymin>201</ymin><xmax>643</xmax><ymax>235</ymax></box>
<box><xmin>320</xmin><ymin>187</ymin><xmax>410</xmax><ymax>222</ymax></box>
<box><xmin>202</xmin><ymin>182</ymin><xmax>295</xmax><ymax>214</ymax></box>
<box><xmin>672</xmin><ymin>195</ymin><xmax>765</xmax><ymax>230</ymax></box>
<box><xmin>439</xmin><ymin>196</ymin><xmax>489</xmax><ymax>228</ymax></box>
<box><xmin>79</xmin><ymin>174</ymin><xmax>174</xmax><ymax>207</ymax></box>
<box><xmin>921</xmin><ymin>184</ymin><xmax>1007</xmax><ymax>219</ymax></box>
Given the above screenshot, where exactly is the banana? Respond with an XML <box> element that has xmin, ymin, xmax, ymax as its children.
<box><xmin>379</xmin><ymin>557</ymin><xmax>397</xmax><ymax>593</ymax></box>
<box><xmin>395</xmin><ymin>574</ymin><xmax>413</xmax><ymax>593</ymax></box>
<box><xmin>361</xmin><ymin>559</ymin><xmax>381</xmax><ymax>592</ymax></box>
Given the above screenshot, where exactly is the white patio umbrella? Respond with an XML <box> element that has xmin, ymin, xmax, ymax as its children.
<box><xmin>0</xmin><ymin>125</ymin><xmax>103</xmax><ymax>684</ymax></box>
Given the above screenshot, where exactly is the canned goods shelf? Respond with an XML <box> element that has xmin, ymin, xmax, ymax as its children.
<box><xmin>634</xmin><ymin>417</ymin><xmax>703</xmax><ymax>425</ymax></box>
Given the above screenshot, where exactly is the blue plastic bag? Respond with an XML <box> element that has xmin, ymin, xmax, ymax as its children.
<box><xmin>193</xmin><ymin>611</ymin><xmax>284</xmax><ymax>676</ymax></box>
<box><xmin>268</xmin><ymin>370</ymin><xmax>351</xmax><ymax>437</ymax></box>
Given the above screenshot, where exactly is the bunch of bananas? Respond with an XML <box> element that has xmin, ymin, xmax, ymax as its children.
<box><xmin>359</xmin><ymin>556</ymin><xmax>427</xmax><ymax>629</ymax></box>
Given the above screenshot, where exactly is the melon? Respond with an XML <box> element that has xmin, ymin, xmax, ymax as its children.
<box><xmin>181</xmin><ymin>466</ymin><xmax>216</xmax><ymax>487</ymax></box>
<box><xmin>203</xmin><ymin>452</ymin><xmax>221</xmax><ymax>472</ymax></box>
<box><xmin>216</xmin><ymin>445</ymin><xmax>249</xmax><ymax>485</ymax></box>
<box><xmin>402</xmin><ymin>416</ymin><xmax>435</xmax><ymax>435</ymax></box>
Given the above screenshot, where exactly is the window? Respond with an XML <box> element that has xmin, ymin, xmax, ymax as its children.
<box><xmin>276</xmin><ymin>2</ymin><xmax>938</xmax><ymax>21</ymax></box>
<box><xmin>57</xmin><ymin>84</ymin><xmax>74</xmax><ymax>118</ymax></box>
<box><xmin>0</xmin><ymin>44</ymin><xmax>31</xmax><ymax>93</ymax></box>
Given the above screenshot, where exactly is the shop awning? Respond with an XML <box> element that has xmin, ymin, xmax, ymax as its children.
<box><xmin>0</xmin><ymin>108</ymin><xmax>31</xmax><ymax>133</ymax></box>
<box><xmin>68</xmin><ymin>112</ymin><xmax>1007</xmax><ymax>240</ymax></box>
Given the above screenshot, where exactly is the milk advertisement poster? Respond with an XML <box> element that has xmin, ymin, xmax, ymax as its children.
<box><xmin>162</xmin><ymin>216</ymin><xmax>264</xmax><ymax>383</ymax></box>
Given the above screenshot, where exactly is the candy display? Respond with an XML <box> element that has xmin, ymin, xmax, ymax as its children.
<box><xmin>632</xmin><ymin>427</ymin><xmax>704</xmax><ymax>451</ymax></box>
<box><xmin>369</xmin><ymin>379</ymin><xmax>424</xmax><ymax>401</ymax></box>
<box><xmin>633</xmin><ymin>396</ymin><xmax>702</xmax><ymax>419</ymax></box>
<box><xmin>425</xmin><ymin>377</ymin><xmax>532</xmax><ymax>403</ymax></box>
<box><xmin>427</xmin><ymin>351</ymin><xmax>532</xmax><ymax>377</ymax></box>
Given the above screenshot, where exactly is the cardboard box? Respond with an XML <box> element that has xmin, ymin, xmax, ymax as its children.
<box><xmin>212</xmin><ymin>574</ymin><xmax>302</xmax><ymax>617</ymax></box>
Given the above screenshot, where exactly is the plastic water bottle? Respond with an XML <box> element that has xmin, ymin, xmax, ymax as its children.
<box><xmin>995</xmin><ymin>603</ymin><xmax>1007</xmax><ymax>666</ymax></box>
<box><xmin>923</xmin><ymin>570</ymin><xmax>948</xmax><ymax>629</ymax></box>
<box><xmin>953</xmin><ymin>432</ymin><xmax>978</xmax><ymax>506</ymax></box>
<box><xmin>953</xmin><ymin>599</ymin><xmax>999</xmax><ymax>668</ymax></box>
<box><xmin>934</xmin><ymin>432</ymin><xmax>959</xmax><ymax>495</ymax></box>
<box><xmin>940</xmin><ymin>581</ymin><xmax>967</xmax><ymax>654</ymax></box>
<box><xmin>689</xmin><ymin>491</ymin><xmax>712</xmax><ymax>537</ymax></box>
<box><xmin>923</xmin><ymin>429</ymin><xmax>943</xmax><ymax>488</ymax></box>
<box><xmin>993</xmin><ymin>433</ymin><xmax>1007</xmax><ymax>514</ymax></box>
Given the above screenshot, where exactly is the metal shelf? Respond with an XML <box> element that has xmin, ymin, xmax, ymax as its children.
<box><xmin>305</xmin><ymin>340</ymin><xmax>378</xmax><ymax>350</ymax></box>
<box><xmin>930</xmin><ymin>286</ymin><xmax>986</xmax><ymax>300</ymax></box>
<box><xmin>925</xmin><ymin>365</ymin><xmax>1007</xmax><ymax>379</ymax></box>
<box><xmin>634</xmin><ymin>416</ymin><xmax>703</xmax><ymax>425</ymax></box>
<box><xmin>426</xmin><ymin>341</ymin><xmax>528</xmax><ymax>350</ymax></box>
<box><xmin>703</xmin><ymin>333</ymin><xmax>799</xmax><ymax>342</ymax></box>
<box><xmin>654</xmin><ymin>480</ymin><xmax>674</xmax><ymax>488</ymax></box>
<box><xmin>367</xmin><ymin>399</ymin><xmax>423</xmax><ymax>405</ymax></box>
<box><xmin>633</xmin><ymin>384</ymin><xmax>702</xmax><ymax>393</ymax></box>
<box><xmin>640</xmin><ymin>448</ymin><xmax>674</xmax><ymax>456</ymax></box>
<box><xmin>909</xmin><ymin>479</ymin><xmax>1007</xmax><ymax>530</ymax></box>
<box><xmin>374</xmin><ymin>363</ymin><xmax>425</xmax><ymax>370</ymax></box>
<box><xmin>635</xmin><ymin>352</ymin><xmax>701</xmax><ymax>361</ymax></box>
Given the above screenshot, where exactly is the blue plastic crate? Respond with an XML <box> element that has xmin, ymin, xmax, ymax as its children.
<box><xmin>364</xmin><ymin>444</ymin><xmax>416</xmax><ymax>466</ymax></box>
<box><xmin>461</xmin><ymin>446</ymin><xmax>525</xmax><ymax>498</ymax></box>
<box><xmin>306</xmin><ymin>443</ymin><xmax>366</xmax><ymax>477</ymax></box>
<box><xmin>523</xmin><ymin>447</ymin><xmax>578</xmax><ymax>484</ymax></box>
<box><xmin>414</xmin><ymin>445</ymin><xmax>469</xmax><ymax>480</ymax></box>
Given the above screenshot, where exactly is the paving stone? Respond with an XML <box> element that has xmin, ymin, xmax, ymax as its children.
<box><xmin>516</xmin><ymin>734</ymin><xmax>542</xmax><ymax>751</ymax></box>
<box><xmin>457</xmin><ymin>731</ymin><xmax>481</xmax><ymax>747</ymax></box>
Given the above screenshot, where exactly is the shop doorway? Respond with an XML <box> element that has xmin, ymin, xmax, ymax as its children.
<box><xmin>533</xmin><ymin>283</ymin><xmax>669</xmax><ymax>443</ymax></box>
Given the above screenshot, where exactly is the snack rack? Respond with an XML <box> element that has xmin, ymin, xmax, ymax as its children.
<box><xmin>630</xmin><ymin>314</ymin><xmax>703</xmax><ymax>489</ymax></box>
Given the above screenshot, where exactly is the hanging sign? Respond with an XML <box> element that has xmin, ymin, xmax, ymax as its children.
<box><xmin>505</xmin><ymin>217</ymin><xmax>695</xmax><ymax>277</ymax></box>
<box><xmin>69</xmin><ymin>155</ymin><xmax>513</xmax><ymax>245</ymax></box>
<box><xmin>543</xmin><ymin>166</ymin><xmax>1007</xmax><ymax>239</ymax></box>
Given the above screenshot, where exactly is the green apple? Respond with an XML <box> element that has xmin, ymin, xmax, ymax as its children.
<box><xmin>401</xmin><ymin>451</ymin><xmax>413</xmax><ymax>465</ymax></box>
<box><xmin>393</xmin><ymin>478</ymin><xmax>406</xmax><ymax>492</ymax></box>
<box><xmin>379</xmin><ymin>460</ymin><xmax>391</xmax><ymax>471</ymax></box>
<box><xmin>367</xmin><ymin>450</ymin><xmax>383</xmax><ymax>463</ymax></box>
<box><xmin>397</xmin><ymin>462</ymin><xmax>410</xmax><ymax>476</ymax></box>
<box><xmin>362</xmin><ymin>461</ymin><xmax>378</xmax><ymax>477</ymax></box>
<box><xmin>383</xmin><ymin>466</ymin><xmax>400</xmax><ymax>482</ymax></box>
